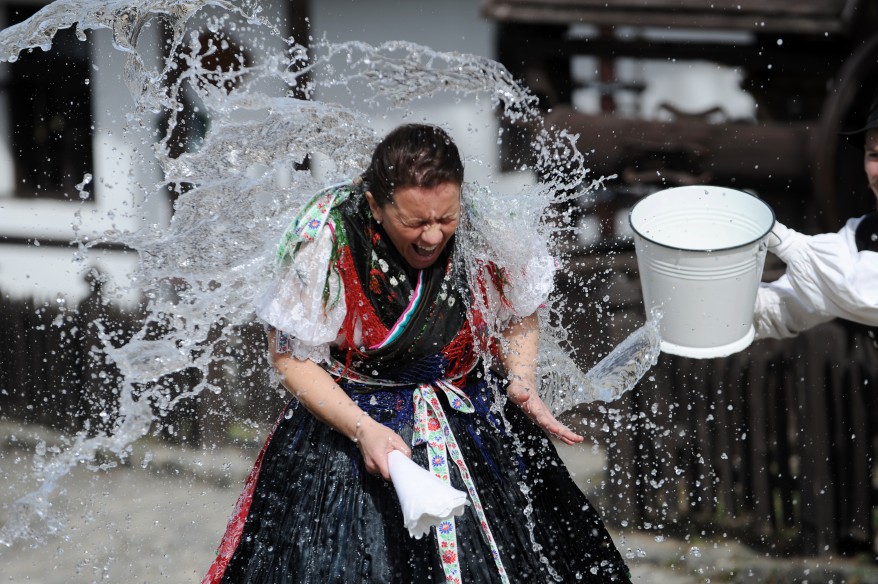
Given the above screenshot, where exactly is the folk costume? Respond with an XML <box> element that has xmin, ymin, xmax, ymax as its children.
<box><xmin>203</xmin><ymin>180</ymin><xmax>632</xmax><ymax>583</ymax></box>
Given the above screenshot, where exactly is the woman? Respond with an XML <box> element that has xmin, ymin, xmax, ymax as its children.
<box><xmin>204</xmin><ymin>124</ymin><xmax>632</xmax><ymax>583</ymax></box>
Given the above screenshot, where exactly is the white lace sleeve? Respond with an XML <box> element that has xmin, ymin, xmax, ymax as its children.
<box><xmin>494</xmin><ymin>249</ymin><xmax>556</xmax><ymax>322</ymax></box>
<box><xmin>754</xmin><ymin>217</ymin><xmax>878</xmax><ymax>339</ymax></box>
<box><xmin>458</xmin><ymin>185</ymin><xmax>556</xmax><ymax>326</ymax></box>
<box><xmin>254</xmin><ymin>223</ymin><xmax>346</xmax><ymax>362</ymax></box>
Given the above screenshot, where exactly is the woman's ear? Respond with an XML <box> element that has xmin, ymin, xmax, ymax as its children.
<box><xmin>365</xmin><ymin>191</ymin><xmax>383</xmax><ymax>222</ymax></box>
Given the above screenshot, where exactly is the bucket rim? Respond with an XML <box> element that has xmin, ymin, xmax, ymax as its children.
<box><xmin>628</xmin><ymin>185</ymin><xmax>776</xmax><ymax>252</ymax></box>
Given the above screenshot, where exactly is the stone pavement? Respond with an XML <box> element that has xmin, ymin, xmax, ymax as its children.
<box><xmin>1</xmin><ymin>422</ymin><xmax>877</xmax><ymax>583</ymax></box>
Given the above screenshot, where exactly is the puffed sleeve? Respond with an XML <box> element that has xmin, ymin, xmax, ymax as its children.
<box><xmin>495</xmin><ymin>249</ymin><xmax>556</xmax><ymax>321</ymax></box>
<box><xmin>472</xmin><ymin>248</ymin><xmax>556</xmax><ymax>337</ymax></box>
<box><xmin>754</xmin><ymin>218</ymin><xmax>878</xmax><ymax>339</ymax></box>
<box><xmin>254</xmin><ymin>223</ymin><xmax>346</xmax><ymax>362</ymax></box>
<box><xmin>460</xmin><ymin>191</ymin><xmax>556</xmax><ymax>325</ymax></box>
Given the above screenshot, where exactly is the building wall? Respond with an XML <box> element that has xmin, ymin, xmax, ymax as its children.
<box><xmin>0</xmin><ymin>0</ymin><xmax>501</xmax><ymax>304</ymax></box>
<box><xmin>0</xmin><ymin>0</ymin><xmax>754</xmax><ymax>304</ymax></box>
<box><xmin>0</xmin><ymin>2</ymin><xmax>166</xmax><ymax>305</ymax></box>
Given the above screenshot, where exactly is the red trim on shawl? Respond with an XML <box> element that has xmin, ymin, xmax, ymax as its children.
<box><xmin>471</xmin><ymin>260</ymin><xmax>506</xmax><ymax>363</ymax></box>
<box><xmin>335</xmin><ymin>243</ymin><xmax>480</xmax><ymax>383</ymax></box>
<box><xmin>336</xmin><ymin>245</ymin><xmax>390</xmax><ymax>356</ymax></box>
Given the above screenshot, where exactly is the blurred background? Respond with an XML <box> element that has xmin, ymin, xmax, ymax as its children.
<box><xmin>1</xmin><ymin>0</ymin><xmax>878</xmax><ymax>581</ymax></box>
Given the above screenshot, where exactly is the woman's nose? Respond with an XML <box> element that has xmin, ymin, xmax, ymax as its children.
<box><xmin>421</xmin><ymin>225</ymin><xmax>443</xmax><ymax>246</ymax></box>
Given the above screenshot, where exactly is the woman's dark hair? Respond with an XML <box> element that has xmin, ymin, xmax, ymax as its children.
<box><xmin>363</xmin><ymin>124</ymin><xmax>464</xmax><ymax>207</ymax></box>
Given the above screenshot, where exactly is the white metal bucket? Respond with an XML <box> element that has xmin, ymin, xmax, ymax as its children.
<box><xmin>629</xmin><ymin>185</ymin><xmax>775</xmax><ymax>359</ymax></box>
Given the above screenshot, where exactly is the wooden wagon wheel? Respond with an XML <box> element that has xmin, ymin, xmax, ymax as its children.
<box><xmin>811</xmin><ymin>31</ymin><xmax>878</xmax><ymax>231</ymax></box>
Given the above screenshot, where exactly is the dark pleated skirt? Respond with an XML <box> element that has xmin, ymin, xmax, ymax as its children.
<box><xmin>207</xmin><ymin>378</ymin><xmax>632</xmax><ymax>584</ymax></box>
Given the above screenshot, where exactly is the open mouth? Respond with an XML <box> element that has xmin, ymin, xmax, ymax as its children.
<box><xmin>413</xmin><ymin>244</ymin><xmax>438</xmax><ymax>257</ymax></box>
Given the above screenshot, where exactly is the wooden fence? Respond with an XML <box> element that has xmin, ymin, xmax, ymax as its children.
<box><xmin>0</xmin><ymin>281</ymin><xmax>125</xmax><ymax>435</ymax></box>
<box><xmin>562</xmin><ymin>249</ymin><xmax>878</xmax><ymax>557</ymax></box>
<box><xmin>0</xmin><ymin>279</ymin><xmax>277</xmax><ymax>448</ymax></box>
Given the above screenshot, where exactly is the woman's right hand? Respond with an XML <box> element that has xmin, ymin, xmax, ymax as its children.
<box><xmin>507</xmin><ymin>380</ymin><xmax>584</xmax><ymax>446</ymax></box>
<box><xmin>355</xmin><ymin>417</ymin><xmax>411</xmax><ymax>481</ymax></box>
<box><xmin>267</xmin><ymin>348</ymin><xmax>412</xmax><ymax>481</ymax></box>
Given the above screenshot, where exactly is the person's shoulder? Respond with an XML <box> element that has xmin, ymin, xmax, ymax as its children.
<box><xmin>276</xmin><ymin>180</ymin><xmax>358</xmax><ymax>264</ymax></box>
<box><xmin>852</xmin><ymin>210</ymin><xmax>878</xmax><ymax>253</ymax></box>
<box><xmin>855</xmin><ymin>209</ymin><xmax>878</xmax><ymax>223</ymax></box>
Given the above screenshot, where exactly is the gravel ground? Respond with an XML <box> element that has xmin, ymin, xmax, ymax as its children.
<box><xmin>0</xmin><ymin>437</ymin><xmax>249</xmax><ymax>583</ymax></box>
<box><xmin>1</xmin><ymin>422</ymin><xmax>876</xmax><ymax>583</ymax></box>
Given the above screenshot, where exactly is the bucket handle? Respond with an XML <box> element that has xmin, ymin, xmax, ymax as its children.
<box><xmin>766</xmin><ymin>226</ymin><xmax>783</xmax><ymax>248</ymax></box>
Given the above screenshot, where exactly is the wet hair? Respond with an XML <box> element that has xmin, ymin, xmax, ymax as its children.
<box><xmin>363</xmin><ymin>124</ymin><xmax>464</xmax><ymax>207</ymax></box>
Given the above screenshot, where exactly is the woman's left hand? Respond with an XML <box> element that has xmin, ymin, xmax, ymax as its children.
<box><xmin>506</xmin><ymin>381</ymin><xmax>583</xmax><ymax>445</ymax></box>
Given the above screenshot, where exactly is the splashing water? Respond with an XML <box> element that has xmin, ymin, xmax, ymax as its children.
<box><xmin>541</xmin><ymin>310</ymin><xmax>662</xmax><ymax>414</ymax></box>
<box><xmin>0</xmin><ymin>0</ymin><xmax>658</xmax><ymax>549</ymax></box>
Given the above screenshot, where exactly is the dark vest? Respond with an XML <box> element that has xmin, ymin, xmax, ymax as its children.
<box><xmin>847</xmin><ymin>211</ymin><xmax>878</xmax><ymax>349</ymax></box>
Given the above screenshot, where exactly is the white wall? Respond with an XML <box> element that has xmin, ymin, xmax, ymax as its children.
<box><xmin>310</xmin><ymin>0</ymin><xmax>492</xmax><ymax>58</ymax></box>
<box><xmin>0</xmin><ymin>16</ymin><xmax>166</xmax><ymax>306</ymax></box>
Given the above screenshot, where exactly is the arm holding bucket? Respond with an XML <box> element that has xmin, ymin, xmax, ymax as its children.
<box><xmin>754</xmin><ymin>218</ymin><xmax>878</xmax><ymax>339</ymax></box>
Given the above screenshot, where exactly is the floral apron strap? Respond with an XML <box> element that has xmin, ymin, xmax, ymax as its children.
<box><xmin>413</xmin><ymin>381</ymin><xmax>509</xmax><ymax>584</ymax></box>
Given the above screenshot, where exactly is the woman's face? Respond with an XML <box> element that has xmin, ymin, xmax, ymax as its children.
<box><xmin>865</xmin><ymin>128</ymin><xmax>878</xmax><ymax>206</ymax></box>
<box><xmin>366</xmin><ymin>181</ymin><xmax>461</xmax><ymax>270</ymax></box>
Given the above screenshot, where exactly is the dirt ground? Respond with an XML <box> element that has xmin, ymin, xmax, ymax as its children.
<box><xmin>0</xmin><ymin>441</ymin><xmax>247</xmax><ymax>583</ymax></box>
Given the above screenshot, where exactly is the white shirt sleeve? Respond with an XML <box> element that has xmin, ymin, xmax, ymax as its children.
<box><xmin>754</xmin><ymin>217</ymin><xmax>878</xmax><ymax>339</ymax></box>
<box><xmin>254</xmin><ymin>223</ymin><xmax>346</xmax><ymax>362</ymax></box>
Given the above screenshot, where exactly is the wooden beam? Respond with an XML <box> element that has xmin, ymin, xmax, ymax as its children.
<box><xmin>0</xmin><ymin>235</ymin><xmax>134</xmax><ymax>252</ymax></box>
